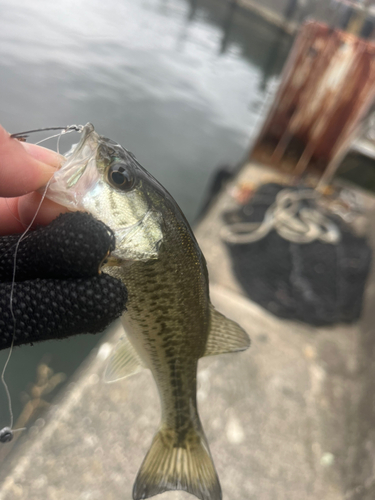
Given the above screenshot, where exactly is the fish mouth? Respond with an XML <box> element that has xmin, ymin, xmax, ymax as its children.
<box><xmin>45</xmin><ymin>123</ymin><xmax>100</xmax><ymax>210</ymax></box>
<box><xmin>63</xmin><ymin>123</ymin><xmax>97</xmax><ymax>164</ymax></box>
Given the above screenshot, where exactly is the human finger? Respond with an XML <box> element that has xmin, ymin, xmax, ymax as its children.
<box><xmin>0</xmin><ymin>125</ymin><xmax>62</xmax><ymax>197</ymax></box>
<box><xmin>17</xmin><ymin>192</ymin><xmax>70</xmax><ymax>229</ymax></box>
<box><xmin>0</xmin><ymin>197</ymin><xmax>23</xmax><ymax>235</ymax></box>
<box><xmin>21</xmin><ymin>142</ymin><xmax>63</xmax><ymax>168</ymax></box>
<box><xmin>0</xmin><ymin>193</ymin><xmax>69</xmax><ymax>236</ymax></box>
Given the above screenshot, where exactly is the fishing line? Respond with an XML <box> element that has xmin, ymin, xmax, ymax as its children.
<box><xmin>34</xmin><ymin>131</ymin><xmax>72</xmax><ymax>148</ymax></box>
<box><xmin>56</xmin><ymin>132</ymin><xmax>62</xmax><ymax>155</ymax></box>
<box><xmin>0</xmin><ymin>125</ymin><xmax>82</xmax><ymax>443</ymax></box>
<box><xmin>0</xmin><ymin>177</ymin><xmax>53</xmax><ymax>442</ymax></box>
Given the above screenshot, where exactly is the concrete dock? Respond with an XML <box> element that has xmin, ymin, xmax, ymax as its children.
<box><xmin>1</xmin><ymin>162</ymin><xmax>375</xmax><ymax>500</ymax></box>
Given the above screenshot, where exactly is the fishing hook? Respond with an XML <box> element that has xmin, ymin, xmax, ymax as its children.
<box><xmin>10</xmin><ymin>125</ymin><xmax>83</xmax><ymax>141</ymax></box>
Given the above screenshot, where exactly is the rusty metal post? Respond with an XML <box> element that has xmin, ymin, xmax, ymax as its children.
<box><xmin>250</xmin><ymin>21</ymin><xmax>375</xmax><ymax>179</ymax></box>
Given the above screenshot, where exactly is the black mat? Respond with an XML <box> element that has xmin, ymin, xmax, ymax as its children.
<box><xmin>223</xmin><ymin>184</ymin><xmax>372</xmax><ymax>326</ymax></box>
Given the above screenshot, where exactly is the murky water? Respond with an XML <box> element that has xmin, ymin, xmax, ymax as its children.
<box><xmin>0</xmin><ymin>0</ymin><xmax>292</xmax><ymax>429</ymax></box>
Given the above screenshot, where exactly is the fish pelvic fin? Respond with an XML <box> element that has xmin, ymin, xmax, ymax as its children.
<box><xmin>104</xmin><ymin>333</ymin><xmax>145</xmax><ymax>383</ymax></box>
<box><xmin>133</xmin><ymin>425</ymin><xmax>222</xmax><ymax>500</ymax></box>
<box><xmin>203</xmin><ymin>304</ymin><xmax>250</xmax><ymax>357</ymax></box>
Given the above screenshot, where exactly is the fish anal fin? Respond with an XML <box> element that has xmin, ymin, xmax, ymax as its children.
<box><xmin>133</xmin><ymin>426</ymin><xmax>222</xmax><ymax>500</ymax></box>
<box><xmin>203</xmin><ymin>304</ymin><xmax>250</xmax><ymax>357</ymax></box>
<box><xmin>104</xmin><ymin>334</ymin><xmax>145</xmax><ymax>383</ymax></box>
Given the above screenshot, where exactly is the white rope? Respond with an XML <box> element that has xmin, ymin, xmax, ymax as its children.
<box><xmin>221</xmin><ymin>188</ymin><xmax>341</xmax><ymax>245</ymax></box>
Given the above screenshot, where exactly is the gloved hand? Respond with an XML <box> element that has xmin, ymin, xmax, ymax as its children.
<box><xmin>0</xmin><ymin>211</ymin><xmax>128</xmax><ymax>350</ymax></box>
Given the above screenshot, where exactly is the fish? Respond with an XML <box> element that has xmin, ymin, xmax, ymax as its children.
<box><xmin>45</xmin><ymin>123</ymin><xmax>250</xmax><ymax>500</ymax></box>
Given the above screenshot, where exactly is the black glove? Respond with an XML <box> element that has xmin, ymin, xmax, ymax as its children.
<box><xmin>0</xmin><ymin>212</ymin><xmax>128</xmax><ymax>350</ymax></box>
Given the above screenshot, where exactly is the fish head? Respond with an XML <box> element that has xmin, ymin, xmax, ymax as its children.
<box><xmin>46</xmin><ymin>123</ymin><xmax>165</xmax><ymax>262</ymax></box>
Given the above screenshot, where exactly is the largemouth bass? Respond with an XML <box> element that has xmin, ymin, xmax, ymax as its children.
<box><xmin>46</xmin><ymin>123</ymin><xmax>250</xmax><ymax>500</ymax></box>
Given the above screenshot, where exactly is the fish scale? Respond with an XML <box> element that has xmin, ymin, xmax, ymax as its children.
<box><xmin>107</xmin><ymin>210</ymin><xmax>208</xmax><ymax>436</ymax></box>
<box><xmin>45</xmin><ymin>123</ymin><xmax>250</xmax><ymax>500</ymax></box>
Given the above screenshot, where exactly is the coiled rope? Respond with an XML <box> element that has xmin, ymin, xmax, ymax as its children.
<box><xmin>221</xmin><ymin>188</ymin><xmax>341</xmax><ymax>245</ymax></box>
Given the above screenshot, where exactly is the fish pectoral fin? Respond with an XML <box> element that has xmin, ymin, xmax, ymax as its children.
<box><xmin>133</xmin><ymin>426</ymin><xmax>222</xmax><ymax>500</ymax></box>
<box><xmin>104</xmin><ymin>334</ymin><xmax>145</xmax><ymax>383</ymax></box>
<box><xmin>203</xmin><ymin>304</ymin><xmax>250</xmax><ymax>357</ymax></box>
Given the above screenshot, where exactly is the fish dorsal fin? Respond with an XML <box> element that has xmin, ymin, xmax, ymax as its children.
<box><xmin>203</xmin><ymin>304</ymin><xmax>250</xmax><ymax>357</ymax></box>
<box><xmin>104</xmin><ymin>334</ymin><xmax>146</xmax><ymax>383</ymax></box>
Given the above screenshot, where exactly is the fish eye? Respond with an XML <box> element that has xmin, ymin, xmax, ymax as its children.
<box><xmin>108</xmin><ymin>163</ymin><xmax>134</xmax><ymax>191</ymax></box>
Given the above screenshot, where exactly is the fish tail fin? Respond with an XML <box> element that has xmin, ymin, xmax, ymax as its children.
<box><xmin>133</xmin><ymin>425</ymin><xmax>222</xmax><ymax>500</ymax></box>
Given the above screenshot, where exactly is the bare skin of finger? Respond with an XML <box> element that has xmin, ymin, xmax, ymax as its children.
<box><xmin>0</xmin><ymin>194</ymin><xmax>70</xmax><ymax>236</ymax></box>
<box><xmin>0</xmin><ymin>125</ymin><xmax>63</xmax><ymax>197</ymax></box>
